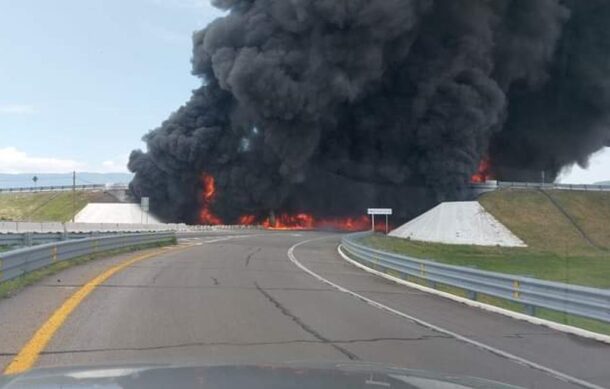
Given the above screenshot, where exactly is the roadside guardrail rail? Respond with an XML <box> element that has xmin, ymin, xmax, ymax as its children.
<box><xmin>500</xmin><ymin>181</ymin><xmax>610</xmax><ymax>191</ymax></box>
<box><xmin>0</xmin><ymin>221</ymin><xmax>182</xmax><ymax>234</ymax></box>
<box><xmin>0</xmin><ymin>232</ymin><xmax>147</xmax><ymax>247</ymax></box>
<box><xmin>341</xmin><ymin>232</ymin><xmax>610</xmax><ymax>324</ymax></box>
<box><xmin>0</xmin><ymin>184</ymin><xmax>115</xmax><ymax>193</ymax></box>
<box><xmin>0</xmin><ymin>232</ymin><xmax>175</xmax><ymax>283</ymax></box>
<box><xmin>0</xmin><ymin>223</ymin><xmax>261</xmax><ymax>248</ymax></box>
<box><xmin>470</xmin><ymin>181</ymin><xmax>610</xmax><ymax>192</ymax></box>
<box><xmin>0</xmin><ymin>221</ymin><xmax>262</xmax><ymax>234</ymax></box>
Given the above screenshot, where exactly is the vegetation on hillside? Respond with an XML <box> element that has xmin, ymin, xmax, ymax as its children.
<box><xmin>0</xmin><ymin>191</ymin><xmax>118</xmax><ymax>222</ymax></box>
<box><xmin>362</xmin><ymin>189</ymin><xmax>610</xmax><ymax>288</ymax></box>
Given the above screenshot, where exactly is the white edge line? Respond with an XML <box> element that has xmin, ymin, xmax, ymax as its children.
<box><xmin>337</xmin><ymin>245</ymin><xmax>610</xmax><ymax>346</ymax></box>
<box><xmin>286</xmin><ymin>237</ymin><xmax>604</xmax><ymax>389</ymax></box>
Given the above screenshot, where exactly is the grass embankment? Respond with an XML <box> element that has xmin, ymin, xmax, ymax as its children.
<box><xmin>0</xmin><ymin>238</ymin><xmax>176</xmax><ymax>299</ymax></box>
<box><xmin>363</xmin><ymin>189</ymin><xmax>610</xmax><ymax>288</ymax></box>
<box><xmin>360</xmin><ymin>189</ymin><xmax>610</xmax><ymax>334</ymax></box>
<box><xmin>0</xmin><ymin>191</ymin><xmax>118</xmax><ymax>222</ymax></box>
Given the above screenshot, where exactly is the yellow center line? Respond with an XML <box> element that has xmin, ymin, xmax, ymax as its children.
<box><xmin>3</xmin><ymin>244</ymin><xmax>190</xmax><ymax>375</ymax></box>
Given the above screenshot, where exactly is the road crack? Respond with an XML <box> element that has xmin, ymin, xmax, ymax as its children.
<box><xmin>35</xmin><ymin>284</ymin><xmax>334</xmax><ymax>292</ymax></box>
<box><xmin>35</xmin><ymin>336</ymin><xmax>444</xmax><ymax>356</ymax></box>
<box><xmin>254</xmin><ymin>282</ymin><xmax>359</xmax><ymax>360</ymax></box>
<box><xmin>245</xmin><ymin>248</ymin><xmax>261</xmax><ymax>267</ymax></box>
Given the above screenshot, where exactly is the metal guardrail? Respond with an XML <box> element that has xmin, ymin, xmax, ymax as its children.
<box><xmin>500</xmin><ymin>181</ymin><xmax>610</xmax><ymax>191</ymax></box>
<box><xmin>341</xmin><ymin>232</ymin><xmax>610</xmax><ymax>324</ymax></box>
<box><xmin>0</xmin><ymin>232</ymin><xmax>138</xmax><ymax>247</ymax></box>
<box><xmin>0</xmin><ymin>225</ymin><xmax>262</xmax><ymax>247</ymax></box>
<box><xmin>470</xmin><ymin>181</ymin><xmax>610</xmax><ymax>192</ymax></box>
<box><xmin>0</xmin><ymin>184</ymin><xmax>113</xmax><ymax>193</ymax></box>
<box><xmin>0</xmin><ymin>221</ymin><xmax>184</xmax><ymax>234</ymax></box>
<box><xmin>0</xmin><ymin>222</ymin><xmax>262</xmax><ymax>234</ymax></box>
<box><xmin>0</xmin><ymin>232</ymin><xmax>175</xmax><ymax>283</ymax></box>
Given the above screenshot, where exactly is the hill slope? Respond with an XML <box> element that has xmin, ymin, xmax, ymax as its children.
<box><xmin>363</xmin><ymin>189</ymin><xmax>610</xmax><ymax>288</ymax></box>
<box><xmin>0</xmin><ymin>191</ymin><xmax>120</xmax><ymax>222</ymax></box>
<box><xmin>479</xmin><ymin>189</ymin><xmax>610</xmax><ymax>253</ymax></box>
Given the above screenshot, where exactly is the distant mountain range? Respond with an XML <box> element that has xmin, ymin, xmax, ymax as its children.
<box><xmin>0</xmin><ymin>173</ymin><xmax>133</xmax><ymax>189</ymax></box>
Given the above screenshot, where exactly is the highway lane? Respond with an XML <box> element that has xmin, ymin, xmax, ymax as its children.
<box><xmin>0</xmin><ymin>231</ymin><xmax>608</xmax><ymax>388</ymax></box>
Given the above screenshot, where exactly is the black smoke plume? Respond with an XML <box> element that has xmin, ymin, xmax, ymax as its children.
<box><xmin>129</xmin><ymin>0</ymin><xmax>610</xmax><ymax>224</ymax></box>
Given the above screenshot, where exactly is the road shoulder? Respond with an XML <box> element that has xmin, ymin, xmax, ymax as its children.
<box><xmin>0</xmin><ymin>247</ymin><xmax>172</xmax><ymax>371</ymax></box>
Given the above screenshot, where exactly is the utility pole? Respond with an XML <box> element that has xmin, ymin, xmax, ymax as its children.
<box><xmin>72</xmin><ymin>171</ymin><xmax>76</xmax><ymax>222</ymax></box>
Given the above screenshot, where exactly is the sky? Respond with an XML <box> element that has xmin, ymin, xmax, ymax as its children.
<box><xmin>0</xmin><ymin>0</ymin><xmax>222</xmax><ymax>173</ymax></box>
<box><xmin>0</xmin><ymin>0</ymin><xmax>608</xmax><ymax>183</ymax></box>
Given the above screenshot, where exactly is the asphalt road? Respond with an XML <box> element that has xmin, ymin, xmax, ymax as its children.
<box><xmin>0</xmin><ymin>230</ymin><xmax>608</xmax><ymax>388</ymax></box>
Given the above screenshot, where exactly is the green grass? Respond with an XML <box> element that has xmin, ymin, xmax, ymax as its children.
<box><xmin>479</xmin><ymin>189</ymin><xmax>598</xmax><ymax>254</ymax></box>
<box><xmin>362</xmin><ymin>189</ymin><xmax>610</xmax><ymax>288</ymax></box>
<box><xmin>544</xmin><ymin>191</ymin><xmax>610</xmax><ymax>250</ymax></box>
<box><xmin>0</xmin><ymin>238</ymin><xmax>176</xmax><ymax>299</ymax></box>
<box><xmin>0</xmin><ymin>191</ymin><xmax>118</xmax><ymax>222</ymax></box>
<box><xmin>362</xmin><ymin>234</ymin><xmax>610</xmax><ymax>288</ymax></box>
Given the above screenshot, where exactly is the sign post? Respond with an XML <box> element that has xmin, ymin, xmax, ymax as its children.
<box><xmin>367</xmin><ymin>208</ymin><xmax>393</xmax><ymax>234</ymax></box>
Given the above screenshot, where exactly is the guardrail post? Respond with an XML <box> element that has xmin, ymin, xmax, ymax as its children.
<box><xmin>513</xmin><ymin>280</ymin><xmax>521</xmax><ymax>299</ymax></box>
<box><xmin>420</xmin><ymin>263</ymin><xmax>426</xmax><ymax>278</ymax></box>
<box><xmin>525</xmin><ymin>304</ymin><xmax>536</xmax><ymax>316</ymax></box>
<box><xmin>468</xmin><ymin>290</ymin><xmax>478</xmax><ymax>301</ymax></box>
<box><xmin>91</xmin><ymin>239</ymin><xmax>99</xmax><ymax>256</ymax></box>
<box><xmin>24</xmin><ymin>232</ymin><xmax>32</xmax><ymax>247</ymax></box>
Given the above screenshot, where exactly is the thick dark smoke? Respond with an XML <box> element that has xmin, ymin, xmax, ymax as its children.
<box><xmin>129</xmin><ymin>0</ymin><xmax>610</xmax><ymax>224</ymax></box>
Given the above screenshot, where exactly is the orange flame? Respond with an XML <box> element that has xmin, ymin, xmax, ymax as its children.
<box><xmin>199</xmin><ymin>173</ymin><xmax>224</xmax><ymax>225</ymax></box>
<box><xmin>262</xmin><ymin>213</ymin><xmax>314</xmax><ymax>230</ymax></box>
<box><xmin>471</xmin><ymin>157</ymin><xmax>493</xmax><ymax>183</ymax></box>
<box><xmin>199</xmin><ymin>173</ymin><xmax>389</xmax><ymax>231</ymax></box>
<box><xmin>238</xmin><ymin>214</ymin><xmax>256</xmax><ymax>225</ymax></box>
<box><xmin>200</xmin><ymin>207</ymin><xmax>223</xmax><ymax>225</ymax></box>
<box><xmin>202</xmin><ymin>174</ymin><xmax>216</xmax><ymax>202</ymax></box>
<box><xmin>257</xmin><ymin>213</ymin><xmax>387</xmax><ymax>232</ymax></box>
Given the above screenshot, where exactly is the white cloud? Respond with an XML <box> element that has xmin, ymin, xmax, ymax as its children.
<box><xmin>0</xmin><ymin>104</ymin><xmax>36</xmax><ymax>115</ymax></box>
<box><xmin>0</xmin><ymin>147</ymin><xmax>84</xmax><ymax>174</ymax></box>
<box><xmin>99</xmin><ymin>154</ymin><xmax>130</xmax><ymax>173</ymax></box>
<box><xmin>138</xmin><ymin>20</ymin><xmax>191</xmax><ymax>46</ymax></box>
<box><xmin>151</xmin><ymin>0</ymin><xmax>218</xmax><ymax>11</ymax></box>
<box><xmin>559</xmin><ymin>147</ymin><xmax>610</xmax><ymax>184</ymax></box>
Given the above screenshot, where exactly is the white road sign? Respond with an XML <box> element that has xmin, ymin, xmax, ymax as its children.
<box><xmin>367</xmin><ymin>208</ymin><xmax>392</xmax><ymax>215</ymax></box>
